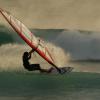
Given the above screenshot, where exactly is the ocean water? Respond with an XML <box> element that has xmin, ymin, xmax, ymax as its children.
<box><xmin>0</xmin><ymin>45</ymin><xmax>100</xmax><ymax>100</ymax></box>
<box><xmin>0</xmin><ymin>62</ymin><xmax>100</xmax><ymax>100</ymax></box>
<box><xmin>0</xmin><ymin>28</ymin><xmax>100</xmax><ymax>100</ymax></box>
<box><xmin>70</xmin><ymin>61</ymin><xmax>100</xmax><ymax>73</ymax></box>
<box><xmin>1</xmin><ymin>60</ymin><xmax>100</xmax><ymax>100</ymax></box>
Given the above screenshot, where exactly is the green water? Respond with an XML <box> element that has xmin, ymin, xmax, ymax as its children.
<box><xmin>1</xmin><ymin>27</ymin><xmax>100</xmax><ymax>99</ymax></box>
<box><xmin>0</xmin><ymin>72</ymin><xmax>100</xmax><ymax>100</ymax></box>
<box><xmin>0</xmin><ymin>25</ymin><xmax>62</xmax><ymax>44</ymax></box>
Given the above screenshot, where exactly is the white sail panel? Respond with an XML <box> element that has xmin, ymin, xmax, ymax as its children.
<box><xmin>0</xmin><ymin>9</ymin><xmax>54</xmax><ymax>64</ymax></box>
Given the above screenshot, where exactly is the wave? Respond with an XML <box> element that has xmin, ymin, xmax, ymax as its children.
<box><xmin>0</xmin><ymin>43</ymin><xmax>70</xmax><ymax>72</ymax></box>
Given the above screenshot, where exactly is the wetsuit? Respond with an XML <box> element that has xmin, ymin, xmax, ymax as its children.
<box><xmin>23</xmin><ymin>52</ymin><xmax>41</xmax><ymax>71</ymax></box>
<box><xmin>22</xmin><ymin>51</ymin><xmax>53</xmax><ymax>73</ymax></box>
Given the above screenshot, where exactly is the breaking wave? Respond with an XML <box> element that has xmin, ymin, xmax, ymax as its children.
<box><xmin>0</xmin><ymin>43</ymin><xmax>70</xmax><ymax>72</ymax></box>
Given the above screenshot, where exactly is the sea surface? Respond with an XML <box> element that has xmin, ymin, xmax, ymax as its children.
<box><xmin>0</xmin><ymin>28</ymin><xmax>100</xmax><ymax>100</ymax></box>
<box><xmin>0</xmin><ymin>62</ymin><xmax>100</xmax><ymax>100</ymax></box>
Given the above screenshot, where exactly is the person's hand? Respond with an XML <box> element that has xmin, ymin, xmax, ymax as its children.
<box><xmin>29</xmin><ymin>49</ymin><xmax>35</xmax><ymax>54</ymax></box>
<box><xmin>32</xmin><ymin>49</ymin><xmax>35</xmax><ymax>52</ymax></box>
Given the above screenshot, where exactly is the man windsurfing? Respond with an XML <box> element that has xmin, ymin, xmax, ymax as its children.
<box><xmin>22</xmin><ymin>49</ymin><xmax>53</xmax><ymax>73</ymax></box>
<box><xmin>22</xmin><ymin>49</ymin><xmax>72</xmax><ymax>74</ymax></box>
<box><xmin>0</xmin><ymin>8</ymin><xmax>73</xmax><ymax>74</ymax></box>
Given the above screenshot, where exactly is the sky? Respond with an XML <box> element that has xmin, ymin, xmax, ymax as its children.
<box><xmin>0</xmin><ymin>0</ymin><xmax>100</xmax><ymax>31</ymax></box>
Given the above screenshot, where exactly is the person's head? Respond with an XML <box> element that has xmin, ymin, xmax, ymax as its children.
<box><xmin>23</xmin><ymin>52</ymin><xmax>29</xmax><ymax>58</ymax></box>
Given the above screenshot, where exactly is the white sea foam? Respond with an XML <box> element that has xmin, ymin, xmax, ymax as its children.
<box><xmin>0</xmin><ymin>43</ymin><xmax>70</xmax><ymax>72</ymax></box>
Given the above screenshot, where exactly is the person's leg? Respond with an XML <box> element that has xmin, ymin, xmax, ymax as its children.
<box><xmin>40</xmin><ymin>67</ymin><xmax>54</xmax><ymax>73</ymax></box>
<box><xmin>28</xmin><ymin>64</ymin><xmax>41</xmax><ymax>71</ymax></box>
<box><xmin>28</xmin><ymin>64</ymin><xmax>53</xmax><ymax>73</ymax></box>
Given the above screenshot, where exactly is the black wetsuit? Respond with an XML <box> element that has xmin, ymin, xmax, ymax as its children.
<box><xmin>22</xmin><ymin>52</ymin><xmax>53</xmax><ymax>73</ymax></box>
<box><xmin>23</xmin><ymin>52</ymin><xmax>41</xmax><ymax>71</ymax></box>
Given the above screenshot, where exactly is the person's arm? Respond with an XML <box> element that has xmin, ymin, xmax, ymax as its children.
<box><xmin>29</xmin><ymin>49</ymin><xmax>35</xmax><ymax>54</ymax></box>
<box><xmin>28</xmin><ymin>49</ymin><xmax>35</xmax><ymax>59</ymax></box>
<box><xmin>28</xmin><ymin>53</ymin><xmax>31</xmax><ymax>59</ymax></box>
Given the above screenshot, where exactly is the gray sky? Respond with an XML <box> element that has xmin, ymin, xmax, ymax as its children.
<box><xmin>0</xmin><ymin>0</ymin><xmax>100</xmax><ymax>31</ymax></box>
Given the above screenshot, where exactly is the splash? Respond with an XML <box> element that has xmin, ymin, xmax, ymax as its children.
<box><xmin>46</xmin><ymin>42</ymin><xmax>70</xmax><ymax>67</ymax></box>
<box><xmin>0</xmin><ymin>43</ymin><xmax>70</xmax><ymax>72</ymax></box>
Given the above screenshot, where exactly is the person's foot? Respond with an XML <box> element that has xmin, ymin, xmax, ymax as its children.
<box><xmin>47</xmin><ymin>67</ymin><xmax>54</xmax><ymax>73</ymax></box>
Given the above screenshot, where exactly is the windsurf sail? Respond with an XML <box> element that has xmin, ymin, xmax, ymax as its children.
<box><xmin>0</xmin><ymin>8</ymin><xmax>60</xmax><ymax>70</ymax></box>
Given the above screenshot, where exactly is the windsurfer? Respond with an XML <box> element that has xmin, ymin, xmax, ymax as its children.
<box><xmin>22</xmin><ymin>49</ymin><xmax>53</xmax><ymax>73</ymax></box>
